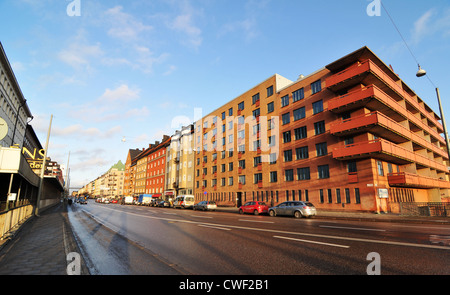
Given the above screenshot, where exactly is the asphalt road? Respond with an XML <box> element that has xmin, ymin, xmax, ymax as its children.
<box><xmin>68</xmin><ymin>200</ymin><xmax>450</xmax><ymax>275</ymax></box>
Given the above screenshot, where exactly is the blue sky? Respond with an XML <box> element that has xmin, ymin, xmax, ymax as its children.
<box><xmin>1</xmin><ymin>0</ymin><xmax>450</xmax><ymax>189</ymax></box>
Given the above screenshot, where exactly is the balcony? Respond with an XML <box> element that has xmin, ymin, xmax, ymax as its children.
<box><xmin>388</xmin><ymin>172</ymin><xmax>450</xmax><ymax>189</ymax></box>
<box><xmin>348</xmin><ymin>172</ymin><xmax>358</xmax><ymax>183</ymax></box>
<box><xmin>257</xmin><ymin>180</ymin><xmax>263</xmax><ymax>189</ymax></box>
<box><xmin>328</xmin><ymin>86</ymin><xmax>446</xmax><ymax>146</ymax></box>
<box><xmin>332</xmin><ymin>139</ymin><xmax>448</xmax><ymax>172</ymax></box>
<box><xmin>330</xmin><ymin>111</ymin><xmax>448</xmax><ymax>159</ymax></box>
<box><xmin>326</xmin><ymin>59</ymin><xmax>443</xmax><ymax>133</ymax></box>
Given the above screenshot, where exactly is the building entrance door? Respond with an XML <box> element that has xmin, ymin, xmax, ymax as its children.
<box><xmin>237</xmin><ymin>192</ymin><xmax>242</xmax><ymax>208</ymax></box>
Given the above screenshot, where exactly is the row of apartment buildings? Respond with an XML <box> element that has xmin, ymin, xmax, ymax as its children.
<box><xmin>80</xmin><ymin>46</ymin><xmax>450</xmax><ymax>213</ymax></box>
<box><xmin>77</xmin><ymin>160</ymin><xmax>125</xmax><ymax>198</ymax></box>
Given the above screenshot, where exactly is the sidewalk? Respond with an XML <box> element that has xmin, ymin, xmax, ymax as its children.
<box><xmin>0</xmin><ymin>204</ymin><xmax>447</xmax><ymax>275</ymax></box>
<box><xmin>0</xmin><ymin>202</ymin><xmax>89</xmax><ymax>275</ymax></box>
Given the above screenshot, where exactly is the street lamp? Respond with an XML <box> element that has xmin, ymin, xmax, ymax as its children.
<box><xmin>416</xmin><ymin>66</ymin><xmax>450</xmax><ymax>166</ymax></box>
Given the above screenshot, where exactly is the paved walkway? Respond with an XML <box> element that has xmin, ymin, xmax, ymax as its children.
<box><xmin>0</xmin><ymin>203</ymin><xmax>447</xmax><ymax>275</ymax></box>
<box><xmin>0</xmin><ymin>202</ymin><xmax>89</xmax><ymax>275</ymax></box>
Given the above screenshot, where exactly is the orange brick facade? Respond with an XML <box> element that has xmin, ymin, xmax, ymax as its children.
<box><xmin>193</xmin><ymin>46</ymin><xmax>450</xmax><ymax>212</ymax></box>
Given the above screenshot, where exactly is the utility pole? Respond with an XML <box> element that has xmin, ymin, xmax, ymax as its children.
<box><xmin>35</xmin><ymin>114</ymin><xmax>53</xmax><ymax>217</ymax></box>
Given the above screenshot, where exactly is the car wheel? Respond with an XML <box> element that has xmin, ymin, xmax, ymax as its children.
<box><xmin>294</xmin><ymin>211</ymin><xmax>303</xmax><ymax>218</ymax></box>
<box><xmin>239</xmin><ymin>209</ymin><xmax>244</xmax><ymax>214</ymax></box>
<box><xmin>253</xmin><ymin>210</ymin><xmax>259</xmax><ymax>215</ymax></box>
<box><xmin>269</xmin><ymin>210</ymin><xmax>276</xmax><ymax>217</ymax></box>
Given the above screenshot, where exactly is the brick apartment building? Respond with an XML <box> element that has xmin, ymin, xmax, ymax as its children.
<box><xmin>193</xmin><ymin>46</ymin><xmax>450</xmax><ymax>213</ymax></box>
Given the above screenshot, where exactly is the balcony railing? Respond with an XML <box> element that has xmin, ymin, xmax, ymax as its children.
<box><xmin>388</xmin><ymin>172</ymin><xmax>450</xmax><ymax>189</ymax></box>
<box><xmin>333</xmin><ymin>138</ymin><xmax>448</xmax><ymax>172</ymax></box>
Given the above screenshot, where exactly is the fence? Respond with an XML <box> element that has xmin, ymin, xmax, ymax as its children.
<box><xmin>400</xmin><ymin>202</ymin><xmax>450</xmax><ymax>217</ymax></box>
<box><xmin>0</xmin><ymin>204</ymin><xmax>34</xmax><ymax>240</ymax></box>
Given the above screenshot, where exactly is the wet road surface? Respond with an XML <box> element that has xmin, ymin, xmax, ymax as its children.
<box><xmin>68</xmin><ymin>201</ymin><xmax>450</xmax><ymax>275</ymax></box>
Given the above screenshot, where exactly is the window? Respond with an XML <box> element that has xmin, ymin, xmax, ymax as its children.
<box><xmin>377</xmin><ymin>161</ymin><xmax>384</xmax><ymax>176</ymax></box>
<box><xmin>267</xmin><ymin>102</ymin><xmax>274</xmax><ymax>113</ymax></box>
<box><xmin>318</xmin><ymin>165</ymin><xmax>330</xmax><ymax>179</ymax></box>
<box><xmin>252</xmin><ymin>93</ymin><xmax>260</xmax><ymax>104</ymax></box>
<box><xmin>238</xmin><ymin>159</ymin><xmax>245</xmax><ymax>169</ymax></box>
<box><xmin>347</xmin><ymin>161</ymin><xmax>357</xmax><ymax>173</ymax></box>
<box><xmin>228</xmin><ymin>162</ymin><xmax>233</xmax><ymax>171</ymax></box>
<box><xmin>296</xmin><ymin>146</ymin><xmax>309</xmax><ymax>160</ymax></box>
<box><xmin>312</xmin><ymin>100</ymin><xmax>323</xmax><ymax>114</ymax></box>
<box><xmin>268</xmin><ymin>135</ymin><xmax>276</xmax><ymax>147</ymax></box>
<box><xmin>239</xmin><ymin>175</ymin><xmax>246</xmax><ymax>185</ymax></box>
<box><xmin>253</xmin><ymin>156</ymin><xmax>261</xmax><ymax>167</ymax></box>
<box><xmin>294</xmin><ymin>126</ymin><xmax>307</xmax><ymax>140</ymax></box>
<box><xmin>328</xmin><ymin>189</ymin><xmax>332</xmax><ymax>203</ymax></box>
<box><xmin>283</xmin><ymin>150</ymin><xmax>292</xmax><ymax>162</ymax></box>
<box><xmin>281</xmin><ymin>95</ymin><xmax>289</xmax><ymax>107</ymax></box>
<box><xmin>314</xmin><ymin>120</ymin><xmax>326</xmax><ymax>135</ymax></box>
<box><xmin>282</xmin><ymin>112</ymin><xmax>290</xmax><ymax>125</ymax></box>
<box><xmin>270</xmin><ymin>171</ymin><xmax>277</xmax><ymax>182</ymax></box>
<box><xmin>297</xmin><ymin>167</ymin><xmax>310</xmax><ymax>180</ymax></box>
<box><xmin>293</xmin><ymin>107</ymin><xmax>306</xmax><ymax>121</ymax></box>
<box><xmin>252</xmin><ymin>108</ymin><xmax>260</xmax><ymax>118</ymax></box>
<box><xmin>319</xmin><ymin>189</ymin><xmax>324</xmax><ymax>203</ymax></box>
<box><xmin>316</xmin><ymin>142</ymin><xmax>327</xmax><ymax>157</ymax></box>
<box><xmin>311</xmin><ymin>80</ymin><xmax>322</xmax><ymax>94</ymax></box>
<box><xmin>282</xmin><ymin>131</ymin><xmax>291</xmax><ymax>143</ymax></box>
<box><xmin>285</xmin><ymin>169</ymin><xmax>294</xmax><ymax>181</ymax></box>
<box><xmin>229</xmin><ymin>108</ymin><xmax>233</xmax><ymax>116</ymax></box>
<box><xmin>267</xmin><ymin>86</ymin><xmax>274</xmax><ymax>97</ymax></box>
<box><xmin>221</xmin><ymin>112</ymin><xmax>225</xmax><ymax>120</ymax></box>
<box><xmin>228</xmin><ymin>177</ymin><xmax>233</xmax><ymax>186</ymax></box>
<box><xmin>355</xmin><ymin>188</ymin><xmax>361</xmax><ymax>204</ymax></box>
<box><xmin>269</xmin><ymin>153</ymin><xmax>277</xmax><ymax>164</ymax></box>
<box><xmin>221</xmin><ymin>164</ymin><xmax>226</xmax><ymax>172</ymax></box>
<box><xmin>254</xmin><ymin>173</ymin><xmax>262</xmax><ymax>184</ymax></box>
<box><xmin>238</xmin><ymin>101</ymin><xmax>244</xmax><ymax>111</ymax></box>
<box><xmin>345</xmin><ymin>188</ymin><xmax>351</xmax><ymax>203</ymax></box>
<box><xmin>292</xmin><ymin>88</ymin><xmax>304</xmax><ymax>102</ymax></box>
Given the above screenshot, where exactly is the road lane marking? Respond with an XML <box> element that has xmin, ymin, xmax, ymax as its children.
<box><xmin>239</xmin><ymin>219</ymin><xmax>274</xmax><ymax>224</ymax></box>
<box><xmin>190</xmin><ymin>215</ymin><xmax>213</xmax><ymax>219</ymax></box>
<box><xmin>82</xmin><ymin>206</ymin><xmax>450</xmax><ymax>250</ymax></box>
<box><xmin>198</xmin><ymin>225</ymin><xmax>231</xmax><ymax>231</ymax></box>
<box><xmin>274</xmin><ymin>235</ymin><xmax>350</xmax><ymax>249</ymax></box>
<box><xmin>163</xmin><ymin>212</ymin><xmax>177</xmax><ymax>215</ymax></box>
<box><xmin>320</xmin><ymin>225</ymin><xmax>386</xmax><ymax>232</ymax></box>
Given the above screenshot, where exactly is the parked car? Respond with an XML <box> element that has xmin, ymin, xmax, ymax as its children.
<box><xmin>193</xmin><ymin>201</ymin><xmax>217</xmax><ymax>211</ymax></box>
<box><xmin>173</xmin><ymin>195</ymin><xmax>195</xmax><ymax>209</ymax></box>
<box><xmin>239</xmin><ymin>201</ymin><xmax>269</xmax><ymax>215</ymax></box>
<box><xmin>269</xmin><ymin>201</ymin><xmax>316</xmax><ymax>218</ymax></box>
<box><xmin>158</xmin><ymin>200</ymin><xmax>171</xmax><ymax>207</ymax></box>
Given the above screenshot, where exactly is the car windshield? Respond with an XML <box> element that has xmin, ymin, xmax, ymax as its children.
<box><xmin>258</xmin><ymin>202</ymin><xmax>266</xmax><ymax>205</ymax></box>
<box><xmin>304</xmin><ymin>202</ymin><xmax>314</xmax><ymax>207</ymax></box>
<box><xmin>209</xmin><ymin>201</ymin><xmax>216</xmax><ymax>204</ymax></box>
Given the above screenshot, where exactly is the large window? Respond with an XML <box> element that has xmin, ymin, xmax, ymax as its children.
<box><xmin>312</xmin><ymin>100</ymin><xmax>323</xmax><ymax>114</ymax></box>
<box><xmin>318</xmin><ymin>165</ymin><xmax>330</xmax><ymax>179</ymax></box>
<box><xmin>314</xmin><ymin>121</ymin><xmax>326</xmax><ymax>135</ymax></box>
<box><xmin>311</xmin><ymin>80</ymin><xmax>322</xmax><ymax>94</ymax></box>
<box><xmin>293</xmin><ymin>107</ymin><xmax>306</xmax><ymax>121</ymax></box>
<box><xmin>294</xmin><ymin>126</ymin><xmax>307</xmax><ymax>140</ymax></box>
<box><xmin>282</xmin><ymin>112</ymin><xmax>290</xmax><ymax>125</ymax></box>
<box><xmin>297</xmin><ymin>167</ymin><xmax>310</xmax><ymax>180</ymax></box>
<box><xmin>285</xmin><ymin>169</ymin><xmax>294</xmax><ymax>181</ymax></box>
<box><xmin>316</xmin><ymin>142</ymin><xmax>328</xmax><ymax>157</ymax></box>
<box><xmin>296</xmin><ymin>146</ymin><xmax>309</xmax><ymax>159</ymax></box>
<box><xmin>281</xmin><ymin>95</ymin><xmax>289</xmax><ymax>107</ymax></box>
<box><xmin>292</xmin><ymin>88</ymin><xmax>304</xmax><ymax>102</ymax></box>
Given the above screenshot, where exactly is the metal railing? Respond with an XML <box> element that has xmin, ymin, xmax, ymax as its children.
<box><xmin>400</xmin><ymin>202</ymin><xmax>450</xmax><ymax>217</ymax></box>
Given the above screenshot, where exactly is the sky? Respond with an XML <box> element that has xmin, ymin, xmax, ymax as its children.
<box><xmin>1</xmin><ymin>0</ymin><xmax>450</xmax><ymax>189</ymax></box>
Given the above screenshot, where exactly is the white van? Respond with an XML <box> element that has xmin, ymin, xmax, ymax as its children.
<box><xmin>173</xmin><ymin>195</ymin><xmax>195</xmax><ymax>209</ymax></box>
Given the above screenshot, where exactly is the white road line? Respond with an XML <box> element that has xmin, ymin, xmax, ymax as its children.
<box><xmin>274</xmin><ymin>235</ymin><xmax>350</xmax><ymax>249</ymax></box>
<box><xmin>190</xmin><ymin>215</ymin><xmax>213</xmax><ymax>219</ymax></box>
<box><xmin>198</xmin><ymin>225</ymin><xmax>231</xmax><ymax>231</ymax></box>
<box><xmin>239</xmin><ymin>219</ymin><xmax>274</xmax><ymax>224</ymax></box>
<box><xmin>320</xmin><ymin>225</ymin><xmax>386</xmax><ymax>232</ymax></box>
<box><xmin>163</xmin><ymin>212</ymin><xmax>177</xmax><ymax>215</ymax></box>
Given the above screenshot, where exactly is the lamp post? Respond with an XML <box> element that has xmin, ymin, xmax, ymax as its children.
<box><xmin>416</xmin><ymin>66</ymin><xmax>450</xmax><ymax>166</ymax></box>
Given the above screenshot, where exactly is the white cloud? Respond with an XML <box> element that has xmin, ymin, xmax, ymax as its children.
<box><xmin>167</xmin><ymin>0</ymin><xmax>203</xmax><ymax>49</ymax></box>
<box><xmin>411</xmin><ymin>8</ymin><xmax>450</xmax><ymax>44</ymax></box>
<box><xmin>98</xmin><ymin>84</ymin><xmax>140</xmax><ymax>103</ymax></box>
<box><xmin>105</xmin><ymin>5</ymin><xmax>153</xmax><ymax>41</ymax></box>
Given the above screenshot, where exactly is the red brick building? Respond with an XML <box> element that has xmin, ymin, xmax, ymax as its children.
<box><xmin>194</xmin><ymin>46</ymin><xmax>450</xmax><ymax>212</ymax></box>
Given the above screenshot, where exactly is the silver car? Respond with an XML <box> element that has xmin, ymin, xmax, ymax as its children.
<box><xmin>193</xmin><ymin>201</ymin><xmax>217</xmax><ymax>211</ymax></box>
<box><xmin>269</xmin><ymin>201</ymin><xmax>316</xmax><ymax>218</ymax></box>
